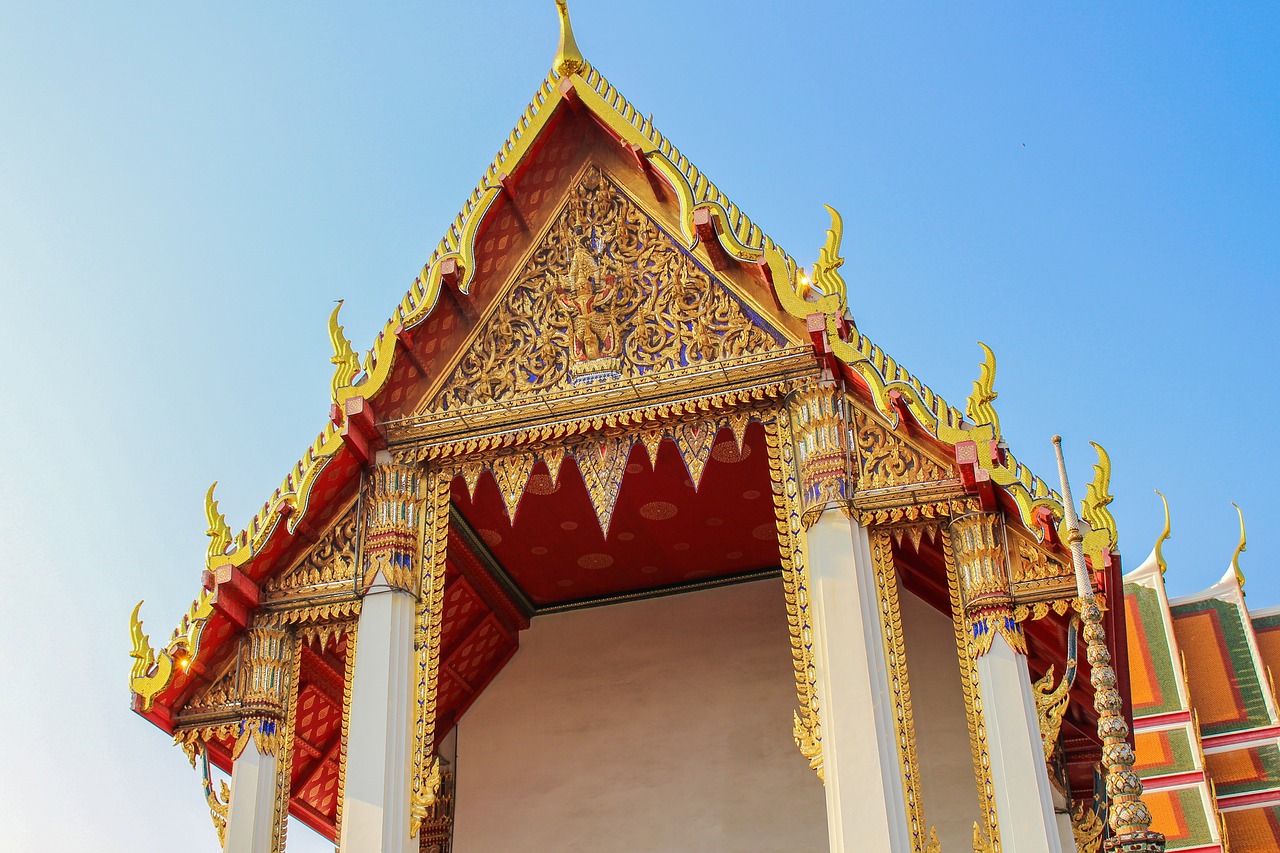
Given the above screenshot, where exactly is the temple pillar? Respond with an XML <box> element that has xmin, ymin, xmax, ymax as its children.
<box><xmin>338</xmin><ymin>458</ymin><xmax>423</xmax><ymax>853</ymax></box>
<box><xmin>950</xmin><ymin>511</ymin><xmax>1062</xmax><ymax>853</ymax></box>
<box><xmin>225</xmin><ymin>621</ymin><xmax>292</xmax><ymax>853</ymax></box>
<box><xmin>790</xmin><ymin>382</ymin><xmax>912</xmax><ymax>853</ymax></box>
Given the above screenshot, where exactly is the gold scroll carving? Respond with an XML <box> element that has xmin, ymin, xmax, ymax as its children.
<box><xmin>940</xmin><ymin>526</ymin><xmax>1002</xmax><ymax>852</ymax></box>
<box><xmin>950</xmin><ymin>512</ymin><xmax>1026</xmax><ymax>657</ymax></box>
<box><xmin>410</xmin><ymin>471</ymin><xmax>451</xmax><ymax>836</ymax></box>
<box><xmin>855</xmin><ymin>408</ymin><xmax>953</xmax><ymax>489</ymax></box>
<box><xmin>363</xmin><ymin>463</ymin><xmax>424</xmax><ymax>594</ymax></box>
<box><xmin>265</xmin><ymin>503</ymin><xmax>358</xmax><ymax>595</ymax></box>
<box><xmin>764</xmin><ymin>408</ymin><xmax>823</xmax><ymax>780</ymax></box>
<box><xmin>431</xmin><ymin>164</ymin><xmax>778</xmax><ymax>411</ymax></box>
<box><xmin>789</xmin><ymin>382</ymin><xmax>852</xmax><ymax>528</ymax></box>
<box><xmin>869</xmin><ymin>529</ymin><xmax>927</xmax><ymax>851</ymax></box>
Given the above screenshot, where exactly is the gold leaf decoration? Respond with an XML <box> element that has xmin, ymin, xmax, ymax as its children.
<box><xmin>431</xmin><ymin>165</ymin><xmax>779</xmax><ymax>412</ymax></box>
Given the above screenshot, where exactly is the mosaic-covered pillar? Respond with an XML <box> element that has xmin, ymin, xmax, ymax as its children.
<box><xmin>339</xmin><ymin>457</ymin><xmax>424</xmax><ymax>853</ymax></box>
<box><xmin>789</xmin><ymin>382</ymin><xmax>913</xmax><ymax>853</ymax></box>
<box><xmin>950</xmin><ymin>511</ymin><xmax>1062</xmax><ymax>853</ymax></box>
<box><xmin>225</xmin><ymin>620</ymin><xmax>294</xmax><ymax>853</ymax></box>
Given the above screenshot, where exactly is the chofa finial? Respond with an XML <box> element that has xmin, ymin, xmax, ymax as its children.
<box><xmin>1230</xmin><ymin>502</ymin><xmax>1247</xmax><ymax>589</ymax></box>
<box><xmin>1153</xmin><ymin>490</ymin><xmax>1171</xmax><ymax>576</ymax></box>
<box><xmin>554</xmin><ymin>0</ymin><xmax>585</xmax><ymax>77</ymax></box>
<box><xmin>966</xmin><ymin>343</ymin><xmax>1000</xmax><ymax>437</ymax></box>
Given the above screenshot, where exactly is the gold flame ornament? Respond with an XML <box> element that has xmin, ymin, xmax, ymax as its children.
<box><xmin>553</xmin><ymin>0</ymin><xmax>584</xmax><ymax>77</ymax></box>
<box><xmin>328</xmin><ymin>300</ymin><xmax>360</xmax><ymax>398</ymax></box>
<box><xmin>1230</xmin><ymin>502</ymin><xmax>1247</xmax><ymax>589</ymax></box>
<box><xmin>205</xmin><ymin>481</ymin><xmax>232</xmax><ymax>561</ymax></box>
<box><xmin>812</xmin><ymin>204</ymin><xmax>848</xmax><ymax>315</ymax></box>
<box><xmin>965</xmin><ymin>342</ymin><xmax>1001</xmax><ymax>437</ymax></box>
<box><xmin>1152</xmin><ymin>490</ymin><xmax>1172</xmax><ymax>576</ymax></box>
<box><xmin>128</xmin><ymin>601</ymin><xmax>171</xmax><ymax>710</ymax></box>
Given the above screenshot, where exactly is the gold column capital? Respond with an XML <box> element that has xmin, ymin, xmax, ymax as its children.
<box><xmin>236</xmin><ymin>620</ymin><xmax>293</xmax><ymax>759</ymax></box>
<box><xmin>949</xmin><ymin>511</ymin><xmax>1025</xmax><ymax>657</ymax></box>
<box><xmin>787</xmin><ymin>381</ymin><xmax>854</xmax><ymax>528</ymax></box>
<box><xmin>362</xmin><ymin>461</ymin><xmax>426</xmax><ymax>594</ymax></box>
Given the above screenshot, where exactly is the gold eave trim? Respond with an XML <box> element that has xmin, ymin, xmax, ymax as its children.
<box><xmin>386</xmin><ymin>346</ymin><xmax>817</xmax><ymax>458</ymax></box>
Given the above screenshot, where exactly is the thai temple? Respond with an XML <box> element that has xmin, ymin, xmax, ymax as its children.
<box><xmin>1125</xmin><ymin>499</ymin><xmax>1280</xmax><ymax>852</ymax></box>
<box><xmin>127</xmin><ymin>4</ymin><xmax>1179</xmax><ymax>852</ymax></box>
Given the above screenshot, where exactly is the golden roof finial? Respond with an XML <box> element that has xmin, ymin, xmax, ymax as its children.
<box><xmin>1230</xmin><ymin>502</ymin><xmax>1247</xmax><ymax>589</ymax></box>
<box><xmin>554</xmin><ymin>0</ymin><xmax>585</xmax><ymax>77</ymax></box>
<box><xmin>328</xmin><ymin>300</ymin><xmax>359</xmax><ymax>398</ymax></box>
<box><xmin>812</xmin><ymin>205</ymin><xmax>848</xmax><ymax>314</ymax></box>
<box><xmin>205</xmin><ymin>482</ymin><xmax>232</xmax><ymax>561</ymax></box>
<box><xmin>966</xmin><ymin>342</ymin><xmax>1001</xmax><ymax>437</ymax></box>
<box><xmin>1153</xmin><ymin>490</ymin><xmax>1171</xmax><ymax>576</ymax></box>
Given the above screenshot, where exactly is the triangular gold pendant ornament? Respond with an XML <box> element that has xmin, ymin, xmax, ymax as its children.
<box><xmin>639</xmin><ymin>429</ymin><xmax>664</xmax><ymax>472</ymax></box>
<box><xmin>573</xmin><ymin>435</ymin><xmax>632</xmax><ymax>534</ymax></box>
<box><xmin>490</xmin><ymin>453</ymin><xmax>537</xmax><ymax>522</ymax></box>
<box><xmin>459</xmin><ymin>459</ymin><xmax>486</xmax><ymax>501</ymax></box>
<box><xmin>673</xmin><ymin>419</ymin><xmax>718</xmax><ymax>488</ymax></box>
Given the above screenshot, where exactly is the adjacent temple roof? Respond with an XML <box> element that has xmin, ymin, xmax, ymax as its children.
<box><xmin>1125</xmin><ymin>497</ymin><xmax>1280</xmax><ymax>852</ymax></box>
<box><xmin>129</xmin><ymin>0</ymin><xmax>1122</xmax><ymax>808</ymax></box>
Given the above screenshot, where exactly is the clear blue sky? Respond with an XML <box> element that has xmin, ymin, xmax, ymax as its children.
<box><xmin>1</xmin><ymin>2</ymin><xmax>1276</xmax><ymax>849</ymax></box>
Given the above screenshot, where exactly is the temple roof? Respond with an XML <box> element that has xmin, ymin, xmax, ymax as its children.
<box><xmin>1124</xmin><ymin>501</ymin><xmax>1280</xmax><ymax>852</ymax></box>
<box><xmin>130</xmin><ymin>1</ymin><xmax>1109</xmax><ymax>735</ymax></box>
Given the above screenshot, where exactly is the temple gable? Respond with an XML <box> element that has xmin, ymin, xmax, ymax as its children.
<box><xmin>426</xmin><ymin>164</ymin><xmax>786</xmax><ymax>414</ymax></box>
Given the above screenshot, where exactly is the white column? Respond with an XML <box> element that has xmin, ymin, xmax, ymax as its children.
<box><xmin>807</xmin><ymin>511</ymin><xmax>912</xmax><ymax>853</ymax></box>
<box><xmin>950</xmin><ymin>510</ymin><xmax>1062</xmax><ymax>852</ymax></box>
<box><xmin>975</xmin><ymin>633</ymin><xmax>1064</xmax><ymax>853</ymax></box>
<box><xmin>224</xmin><ymin>738</ymin><xmax>280</xmax><ymax>853</ymax></box>
<box><xmin>338</xmin><ymin>575</ymin><xmax>416</xmax><ymax>853</ymax></box>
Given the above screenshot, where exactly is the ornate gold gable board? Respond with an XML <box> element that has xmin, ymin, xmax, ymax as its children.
<box><xmin>427</xmin><ymin>164</ymin><xmax>784</xmax><ymax>413</ymax></box>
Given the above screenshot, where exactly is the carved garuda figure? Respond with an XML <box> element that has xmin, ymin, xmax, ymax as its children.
<box><xmin>556</xmin><ymin>234</ymin><xmax>622</xmax><ymax>382</ymax></box>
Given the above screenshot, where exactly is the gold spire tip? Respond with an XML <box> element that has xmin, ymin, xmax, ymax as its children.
<box><xmin>1231</xmin><ymin>502</ymin><xmax>1247</xmax><ymax>589</ymax></box>
<box><xmin>1153</xmin><ymin>490</ymin><xmax>1171</xmax><ymax>576</ymax></box>
<box><xmin>554</xmin><ymin>0</ymin><xmax>585</xmax><ymax>77</ymax></box>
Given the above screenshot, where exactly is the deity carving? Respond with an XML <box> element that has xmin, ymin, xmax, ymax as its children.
<box><xmin>557</xmin><ymin>237</ymin><xmax>622</xmax><ymax>382</ymax></box>
<box><xmin>430</xmin><ymin>164</ymin><xmax>779</xmax><ymax>411</ymax></box>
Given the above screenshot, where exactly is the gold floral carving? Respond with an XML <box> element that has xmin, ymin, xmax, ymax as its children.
<box><xmin>1071</xmin><ymin>801</ymin><xmax>1104</xmax><ymax>853</ymax></box>
<box><xmin>855</xmin><ymin>409</ymin><xmax>952</xmax><ymax>489</ymax></box>
<box><xmin>269</xmin><ymin>634</ymin><xmax>301</xmax><ymax>853</ymax></box>
<box><xmin>410</xmin><ymin>471</ymin><xmax>451</xmax><ymax>836</ymax></box>
<box><xmin>570</xmin><ymin>436</ymin><xmax>633</xmax><ymax>533</ymax></box>
<box><xmin>788</xmin><ymin>383</ymin><xmax>852</xmax><ymax>528</ymax></box>
<box><xmin>1013</xmin><ymin>543</ymin><xmax>1065</xmax><ymax>584</ymax></box>
<box><xmin>431</xmin><ymin>164</ymin><xmax>778</xmax><ymax>411</ymax></box>
<box><xmin>764</xmin><ymin>409</ymin><xmax>823</xmax><ymax>780</ymax></box>
<box><xmin>950</xmin><ymin>513</ymin><xmax>1011</xmax><ymax>610</ymax></box>
<box><xmin>363</xmin><ymin>463</ymin><xmax>425</xmax><ymax>593</ymax></box>
<box><xmin>489</xmin><ymin>452</ymin><xmax>537</xmax><ymax>522</ymax></box>
<box><xmin>419</xmin><ymin>758</ymin><xmax>456</xmax><ymax>853</ymax></box>
<box><xmin>334</xmin><ymin>622</ymin><xmax>356</xmax><ymax>842</ymax></box>
<box><xmin>185</xmin><ymin>658</ymin><xmax>240</xmax><ymax>715</ymax></box>
<box><xmin>940</xmin><ymin>527</ymin><xmax>1002</xmax><ymax>852</ymax></box>
<box><xmin>1033</xmin><ymin>664</ymin><xmax>1072</xmax><ymax>761</ymax></box>
<box><xmin>869</xmin><ymin>529</ymin><xmax>927</xmax><ymax>851</ymax></box>
<box><xmin>1013</xmin><ymin>598</ymin><xmax>1073</xmax><ymax>623</ymax></box>
<box><xmin>265</xmin><ymin>503</ymin><xmax>358</xmax><ymax>595</ymax></box>
<box><xmin>199</xmin><ymin>746</ymin><xmax>230</xmax><ymax>848</ymax></box>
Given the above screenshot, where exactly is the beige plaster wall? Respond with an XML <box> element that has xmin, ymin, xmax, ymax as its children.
<box><xmin>900</xmin><ymin>587</ymin><xmax>983</xmax><ymax>850</ymax></box>
<box><xmin>450</xmin><ymin>577</ymin><xmax>828</xmax><ymax>852</ymax></box>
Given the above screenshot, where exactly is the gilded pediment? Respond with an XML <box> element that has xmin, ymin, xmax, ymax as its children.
<box><xmin>426</xmin><ymin>164</ymin><xmax>786</xmax><ymax>414</ymax></box>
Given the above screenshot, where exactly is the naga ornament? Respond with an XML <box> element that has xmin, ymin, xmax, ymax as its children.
<box><xmin>811</xmin><ymin>204</ymin><xmax>848</xmax><ymax>316</ymax></box>
<box><xmin>205</xmin><ymin>481</ymin><xmax>232</xmax><ymax>562</ymax></box>
<box><xmin>965</xmin><ymin>341</ymin><xmax>1001</xmax><ymax>437</ymax></box>
<box><xmin>328</xmin><ymin>299</ymin><xmax>360</xmax><ymax>398</ymax></box>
